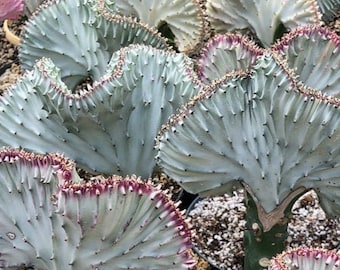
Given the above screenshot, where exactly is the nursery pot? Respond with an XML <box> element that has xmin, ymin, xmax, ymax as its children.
<box><xmin>3</xmin><ymin>20</ymin><xmax>20</xmax><ymax>46</ymax></box>
<box><xmin>186</xmin><ymin>191</ymin><xmax>246</xmax><ymax>270</ymax></box>
<box><xmin>187</xmin><ymin>197</ymin><xmax>222</xmax><ymax>270</ymax></box>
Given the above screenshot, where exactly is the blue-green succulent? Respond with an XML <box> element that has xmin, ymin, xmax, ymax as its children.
<box><xmin>0</xmin><ymin>148</ymin><xmax>195</xmax><ymax>269</ymax></box>
<box><xmin>1</xmin><ymin>0</ymin><xmax>340</xmax><ymax>269</ymax></box>
<box><xmin>156</xmin><ymin>25</ymin><xmax>340</xmax><ymax>269</ymax></box>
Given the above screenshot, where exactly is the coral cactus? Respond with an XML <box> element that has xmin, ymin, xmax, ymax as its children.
<box><xmin>19</xmin><ymin>0</ymin><xmax>170</xmax><ymax>90</ymax></box>
<box><xmin>1</xmin><ymin>0</ymin><xmax>339</xmax><ymax>268</ymax></box>
<box><xmin>155</xmin><ymin>26</ymin><xmax>340</xmax><ymax>268</ymax></box>
<box><xmin>0</xmin><ymin>148</ymin><xmax>195</xmax><ymax>269</ymax></box>
<box><xmin>269</xmin><ymin>247</ymin><xmax>340</xmax><ymax>269</ymax></box>
<box><xmin>271</xmin><ymin>25</ymin><xmax>340</xmax><ymax>97</ymax></box>
<box><xmin>157</xmin><ymin>51</ymin><xmax>340</xmax><ymax>219</ymax></box>
<box><xmin>100</xmin><ymin>0</ymin><xmax>207</xmax><ymax>53</ymax></box>
<box><xmin>0</xmin><ymin>0</ymin><xmax>24</xmax><ymax>21</ymax></box>
<box><xmin>205</xmin><ymin>0</ymin><xmax>322</xmax><ymax>47</ymax></box>
<box><xmin>197</xmin><ymin>32</ymin><xmax>264</xmax><ymax>84</ymax></box>
<box><xmin>0</xmin><ymin>45</ymin><xmax>202</xmax><ymax>178</ymax></box>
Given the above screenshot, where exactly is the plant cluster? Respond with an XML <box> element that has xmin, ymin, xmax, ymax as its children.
<box><xmin>1</xmin><ymin>0</ymin><xmax>340</xmax><ymax>269</ymax></box>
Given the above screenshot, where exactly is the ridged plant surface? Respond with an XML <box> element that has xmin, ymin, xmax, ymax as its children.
<box><xmin>0</xmin><ymin>149</ymin><xmax>194</xmax><ymax>269</ymax></box>
<box><xmin>269</xmin><ymin>247</ymin><xmax>340</xmax><ymax>269</ymax></box>
<box><xmin>100</xmin><ymin>0</ymin><xmax>206</xmax><ymax>53</ymax></box>
<box><xmin>0</xmin><ymin>45</ymin><xmax>203</xmax><ymax>178</ymax></box>
<box><xmin>197</xmin><ymin>25</ymin><xmax>340</xmax><ymax>98</ymax></box>
<box><xmin>197</xmin><ymin>33</ymin><xmax>263</xmax><ymax>84</ymax></box>
<box><xmin>156</xmin><ymin>53</ymin><xmax>340</xmax><ymax>219</ymax></box>
<box><xmin>206</xmin><ymin>0</ymin><xmax>321</xmax><ymax>47</ymax></box>
<box><xmin>19</xmin><ymin>0</ymin><xmax>169</xmax><ymax>90</ymax></box>
<box><xmin>271</xmin><ymin>26</ymin><xmax>340</xmax><ymax>98</ymax></box>
<box><xmin>316</xmin><ymin>0</ymin><xmax>340</xmax><ymax>21</ymax></box>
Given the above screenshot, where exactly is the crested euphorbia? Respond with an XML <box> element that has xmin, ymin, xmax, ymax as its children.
<box><xmin>1</xmin><ymin>0</ymin><xmax>340</xmax><ymax>268</ymax></box>
<box><xmin>156</xmin><ymin>25</ymin><xmax>340</xmax><ymax>269</ymax></box>
<box><xmin>0</xmin><ymin>148</ymin><xmax>195</xmax><ymax>269</ymax></box>
<box><xmin>19</xmin><ymin>0</ymin><xmax>170</xmax><ymax>90</ymax></box>
<box><xmin>98</xmin><ymin>0</ymin><xmax>207</xmax><ymax>54</ymax></box>
<box><xmin>271</xmin><ymin>25</ymin><xmax>340</xmax><ymax>98</ymax></box>
<box><xmin>205</xmin><ymin>0</ymin><xmax>322</xmax><ymax>47</ymax></box>
<box><xmin>4</xmin><ymin>0</ymin><xmax>203</xmax><ymax>180</ymax></box>
<box><xmin>196</xmin><ymin>32</ymin><xmax>263</xmax><ymax>84</ymax></box>
<box><xmin>0</xmin><ymin>45</ymin><xmax>202</xmax><ymax>178</ymax></box>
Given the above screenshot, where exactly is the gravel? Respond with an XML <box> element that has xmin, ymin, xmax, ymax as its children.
<box><xmin>188</xmin><ymin>190</ymin><xmax>340</xmax><ymax>270</ymax></box>
<box><xmin>0</xmin><ymin>20</ymin><xmax>23</xmax><ymax>94</ymax></box>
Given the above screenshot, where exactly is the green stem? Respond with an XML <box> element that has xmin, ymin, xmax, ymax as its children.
<box><xmin>243</xmin><ymin>192</ymin><xmax>292</xmax><ymax>270</ymax></box>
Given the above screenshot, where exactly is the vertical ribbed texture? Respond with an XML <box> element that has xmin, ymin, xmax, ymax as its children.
<box><xmin>156</xmin><ymin>53</ymin><xmax>340</xmax><ymax>220</ymax></box>
<box><xmin>206</xmin><ymin>0</ymin><xmax>322</xmax><ymax>47</ymax></box>
<box><xmin>99</xmin><ymin>0</ymin><xmax>207</xmax><ymax>53</ymax></box>
<box><xmin>19</xmin><ymin>0</ymin><xmax>169</xmax><ymax>90</ymax></box>
<box><xmin>0</xmin><ymin>149</ymin><xmax>195</xmax><ymax>269</ymax></box>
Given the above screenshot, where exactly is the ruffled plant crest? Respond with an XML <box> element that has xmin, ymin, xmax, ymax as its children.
<box><xmin>156</xmin><ymin>24</ymin><xmax>340</xmax><ymax>269</ymax></box>
<box><xmin>0</xmin><ymin>45</ymin><xmax>203</xmax><ymax>178</ymax></box>
<box><xmin>197</xmin><ymin>32</ymin><xmax>264</xmax><ymax>84</ymax></box>
<box><xmin>271</xmin><ymin>25</ymin><xmax>340</xmax><ymax>98</ymax></box>
<box><xmin>205</xmin><ymin>0</ymin><xmax>322</xmax><ymax>47</ymax></box>
<box><xmin>198</xmin><ymin>25</ymin><xmax>340</xmax><ymax>95</ymax></box>
<box><xmin>0</xmin><ymin>148</ymin><xmax>195</xmax><ymax>269</ymax></box>
<box><xmin>156</xmin><ymin>50</ymin><xmax>340</xmax><ymax>268</ymax></box>
<box><xmin>269</xmin><ymin>247</ymin><xmax>340</xmax><ymax>270</ymax></box>
<box><xmin>156</xmin><ymin>51</ymin><xmax>340</xmax><ymax>229</ymax></box>
<box><xmin>99</xmin><ymin>0</ymin><xmax>207</xmax><ymax>54</ymax></box>
<box><xmin>19</xmin><ymin>0</ymin><xmax>170</xmax><ymax>90</ymax></box>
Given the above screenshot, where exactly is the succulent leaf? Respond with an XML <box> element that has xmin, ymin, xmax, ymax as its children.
<box><xmin>0</xmin><ymin>148</ymin><xmax>75</xmax><ymax>268</ymax></box>
<box><xmin>156</xmin><ymin>53</ymin><xmax>340</xmax><ymax>218</ymax></box>
<box><xmin>272</xmin><ymin>25</ymin><xmax>340</xmax><ymax>98</ymax></box>
<box><xmin>197</xmin><ymin>33</ymin><xmax>264</xmax><ymax>83</ymax></box>
<box><xmin>206</xmin><ymin>0</ymin><xmax>322</xmax><ymax>47</ymax></box>
<box><xmin>269</xmin><ymin>247</ymin><xmax>340</xmax><ymax>270</ymax></box>
<box><xmin>57</xmin><ymin>177</ymin><xmax>195</xmax><ymax>269</ymax></box>
<box><xmin>19</xmin><ymin>0</ymin><xmax>169</xmax><ymax>90</ymax></box>
<box><xmin>98</xmin><ymin>0</ymin><xmax>206</xmax><ymax>53</ymax></box>
<box><xmin>0</xmin><ymin>45</ymin><xmax>202</xmax><ymax>178</ymax></box>
<box><xmin>0</xmin><ymin>148</ymin><xmax>195</xmax><ymax>269</ymax></box>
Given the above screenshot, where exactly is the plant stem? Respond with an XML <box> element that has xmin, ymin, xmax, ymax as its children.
<box><xmin>243</xmin><ymin>192</ymin><xmax>290</xmax><ymax>270</ymax></box>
